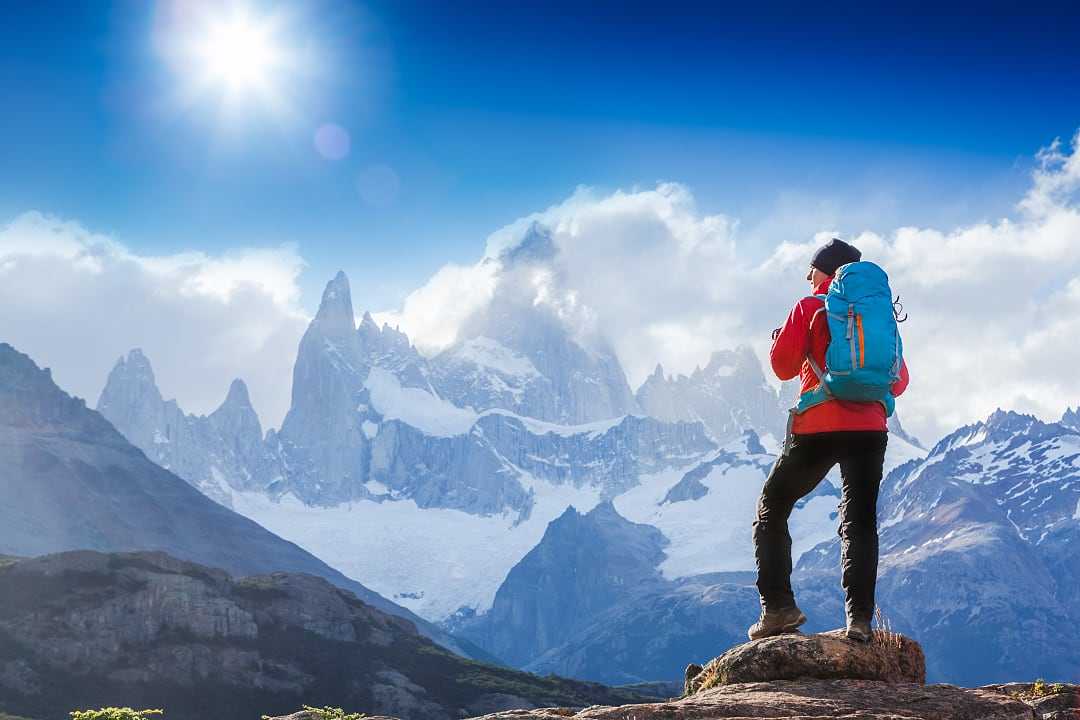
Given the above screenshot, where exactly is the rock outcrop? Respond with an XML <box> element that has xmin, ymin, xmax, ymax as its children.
<box><xmin>397</xmin><ymin>633</ymin><xmax>1057</xmax><ymax>719</ymax></box>
<box><xmin>981</xmin><ymin>682</ymin><xmax>1080</xmax><ymax>720</ymax></box>
<box><xmin>264</xmin><ymin>679</ymin><xmax>1073</xmax><ymax>720</ymax></box>
<box><xmin>684</xmin><ymin>629</ymin><xmax>926</xmax><ymax>692</ymax></box>
<box><xmin>465</xmin><ymin>679</ymin><xmax>1035</xmax><ymax>719</ymax></box>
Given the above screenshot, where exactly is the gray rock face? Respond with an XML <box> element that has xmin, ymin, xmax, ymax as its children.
<box><xmin>685</xmin><ymin>631</ymin><xmax>926</xmax><ymax>693</ymax></box>
<box><xmin>457</xmin><ymin>502</ymin><xmax>669</xmax><ymax>667</ymax></box>
<box><xmin>275</xmin><ymin>270</ymin><xmax>375</xmax><ymax>505</ymax></box>
<box><xmin>1061</xmin><ymin>406</ymin><xmax>1080</xmax><ymax>432</ymax></box>
<box><xmin>473</xmin><ymin>413</ymin><xmax>716</xmax><ymax>500</ymax></box>
<box><xmin>96</xmin><ymin>349</ymin><xmax>280</xmax><ymax>506</ymax></box>
<box><xmin>98</xmin><ymin>323</ymin><xmax>717</xmax><ymax>522</ymax></box>
<box><xmin>635</xmin><ymin>347</ymin><xmax>785</xmax><ymax>443</ymax></box>
<box><xmin>358</xmin><ymin>310</ymin><xmax>433</xmax><ymax>391</ymax></box>
<box><xmin>0</xmin><ymin>551</ymin><xmax>645</xmax><ymax>720</ymax></box>
<box><xmin>368</xmin><ymin>419</ymin><xmax>535</xmax><ymax>517</ymax></box>
<box><xmin>0</xmin><ymin>342</ymin><xmax>477</xmax><ymax>660</ymax></box>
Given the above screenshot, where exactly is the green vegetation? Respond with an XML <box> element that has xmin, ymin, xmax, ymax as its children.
<box><xmin>1010</xmin><ymin>679</ymin><xmax>1068</xmax><ymax>699</ymax></box>
<box><xmin>261</xmin><ymin>706</ymin><xmax>366</xmax><ymax>720</ymax></box>
<box><xmin>69</xmin><ymin>709</ymin><xmax>163</xmax><ymax>720</ymax></box>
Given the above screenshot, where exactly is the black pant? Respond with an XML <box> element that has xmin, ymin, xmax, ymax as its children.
<box><xmin>752</xmin><ymin>430</ymin><xmax>888</xmax><ymax>620</ymax></box>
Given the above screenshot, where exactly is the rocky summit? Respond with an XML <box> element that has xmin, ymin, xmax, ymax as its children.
<box><xmin>684</xmin><ymin>629</ymin><xmax>926</xmax><ymax>692</ymax></box>
<box><xmin>263</xmin><ymin>633</ymin><xmax>1077</xmax><ymax>720</ymax></box>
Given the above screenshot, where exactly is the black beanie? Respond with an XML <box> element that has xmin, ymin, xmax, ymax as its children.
<box><xmin>811</xmin><ymin>238</ymin><xmax>861</xmax><ymax>276</ymax></box>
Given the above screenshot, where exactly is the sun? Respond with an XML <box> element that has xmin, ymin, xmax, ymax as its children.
<box><xmin>158</xmin><ymin>3</ymin><xmax>300</xmax><ymax>118</ymax></box>
<box><xmin>197</xmin><ymin>11</ymin><xmax>281</xmax><ymax>93</ymax></box>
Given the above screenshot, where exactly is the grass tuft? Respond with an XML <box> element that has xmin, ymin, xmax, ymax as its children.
<box><xmin>872</xmin><ymin>606</ymin><xmax>904</xmax><ymax>651</ymax></box>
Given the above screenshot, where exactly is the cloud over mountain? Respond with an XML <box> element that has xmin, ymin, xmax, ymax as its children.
<box><xmin>0</xmin><ymin>211</ymin><xmax>307</xmax><ymax>428</ymax></box>
<box><xmin>5</xmin><ymin>131</ymin><xmax>1080</xmax><ymax>444</ymax></box>
<box><xmin>385</xmin><ymin>131</ymin><xmax>1080</xmax><ymax>444</ymax></box>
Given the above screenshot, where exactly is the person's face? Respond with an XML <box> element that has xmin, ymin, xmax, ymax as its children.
<box><xmin>806</xmin><ymin>266</ymin><xmax>829</xmax><ymax>289</ymax></box>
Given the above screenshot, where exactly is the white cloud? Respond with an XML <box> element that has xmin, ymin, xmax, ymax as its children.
<box><xmin>7</xmin><ymin>131</ymin><xmax>1080</xmax><ymax>449</ymax></box>
<box><xmin>0</xmin><ymin>211</ymin><xmax>308</xmax><ymax>430</ymax></box>
<box><xmin>387</xmin><ymin>131</ymin><xmax>1080</xmax><ymax>446</ymax></box>
<box><xmin>374</xmin><ymin>259</ymin><xmax>499</xmax><ymax>352</ymax></box>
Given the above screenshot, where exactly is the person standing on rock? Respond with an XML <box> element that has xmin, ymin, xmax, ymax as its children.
<box><xmin>750</xmin><ymin>238</ymin><xmax>910</xmax><ymax>643</ymax></box>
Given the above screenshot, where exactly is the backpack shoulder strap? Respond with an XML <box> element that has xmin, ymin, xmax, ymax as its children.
<box><xmin>805</xmin><ymin>294</ymin><xmax>828</xmax><ymax>335</ymax></box>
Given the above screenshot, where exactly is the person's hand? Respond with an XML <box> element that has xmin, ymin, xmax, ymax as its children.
<box><xmin>771</xmin><ymin>327</ymin><xmax>782</xmax><ymax>341</ymax></box>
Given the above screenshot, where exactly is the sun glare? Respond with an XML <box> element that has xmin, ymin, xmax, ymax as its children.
<box><xmin>199</xmin><ymin>13</ymin><xmax>279</xmax><ymax>91</ymax></box>
<box><xmin>159</xmin><ymin>3</ymin><xmax>302</xmax><ymax>119</ymax></box>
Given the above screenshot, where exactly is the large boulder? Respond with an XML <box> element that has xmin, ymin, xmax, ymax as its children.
<box><xmin>467</xmin><ymin>679</ymin><xmax>1033</xmax><ymax>719</ymax></box>
<box><xmin>684</xmin><ymin>629</ymin><xmax>925</xmax><ymax>693</ymax></box>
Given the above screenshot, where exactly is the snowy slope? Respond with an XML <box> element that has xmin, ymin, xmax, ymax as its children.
<box><xmin>231</xmin><ymin>477</ymin><xmax>604</xmax><ymax>620</ymax></box>
<box><xmin>615</xmin><ymin>430</ymin><xmax>925</xmax><ymax>580</ymax></box>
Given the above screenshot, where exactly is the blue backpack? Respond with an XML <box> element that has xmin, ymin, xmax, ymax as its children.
<box><xmin>793</xmin><ymin>260</ymin><xmax>903</xmax><ymax>419</ymax></box>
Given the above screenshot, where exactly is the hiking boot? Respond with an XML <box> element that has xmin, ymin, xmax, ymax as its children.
<box><xmin>846</xmin><ymin>616</ymin><xmax>872</xmax><ymax>643</ymax></box>
<box><xmin>747</xmin><ymin>605</ymin><xmax>807</xmax><ymax>640</ymax></box>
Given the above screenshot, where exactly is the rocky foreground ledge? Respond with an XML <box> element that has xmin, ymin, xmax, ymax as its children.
<box><xmin>266</xmin><ymin>630</ymin><xmax>1078</xmax><ymax>720</ymax></box>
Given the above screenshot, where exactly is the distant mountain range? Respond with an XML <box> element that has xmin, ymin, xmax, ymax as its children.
<box><xmin>26</xmin><ymin>224</ymin><xmax>1075</xmax><ymax>688</ymax></box>
<box><xmin>0</xmin><ymin>342</ymin><xmax>480</xmax><ymax>660</ymax></box>
<box><xmin>453</xmin><ymin>406</ymin><xmax>1080</xmax><ymax>686</ymax></box>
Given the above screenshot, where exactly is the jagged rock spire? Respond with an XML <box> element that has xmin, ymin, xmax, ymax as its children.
<box><xmin>1060</xmin><ymin>405</ymin><xmax>1079</xmax><ymax>431</ymax></box>
<box><xmin>220</xmin><ymin>378</ymin><xmax>252</xmax><ymax>409</ymax></box>
<box><xmin>313</xmin><ymin>270</ymin><xmax>356</xmax><ymax>337</ymax></box>
<box><xmin>96</xmin><ymin>348</ymin><xmax>165</xmax><ymax>426</ymax></box>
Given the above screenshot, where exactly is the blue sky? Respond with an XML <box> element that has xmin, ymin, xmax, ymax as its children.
<box><xmin>4</xmin><ymin>1</ymin><xmax>1080</xmax><ymax>443</ymax></box>
<box><xmin>3</xmin><ymin>0</ymin><xmax>1080</xmax><ymax>313</ymax></box>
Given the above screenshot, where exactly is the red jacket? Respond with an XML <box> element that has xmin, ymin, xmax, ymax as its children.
<box><xmin>771</xmin><ymin>276</ymin><xmax>910</xmax><ymax>434</ymax></box>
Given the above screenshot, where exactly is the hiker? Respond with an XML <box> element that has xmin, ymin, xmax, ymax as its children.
<box><xmin>749</xmin><ymin>238</ymin><xmax>910</xmax><ymax>643</ymax></box>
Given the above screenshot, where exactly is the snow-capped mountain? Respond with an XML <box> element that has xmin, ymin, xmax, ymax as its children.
<box><xmin>455</xmin><ymin>407</ymin><xmax>1079</xmax><ymax>686</ymax></box>
<box><xmin>1060</xmin><ymin>405</ymin><xmax>1080</xmax><ymax>432</ymax></box>
<box><xmin>96</xmin><ymin>349</ymin><xmax>278</xmax><ymax>507</ymax></box>
<box><xmin>635</xmin><ymin>346</ymin><xmax>787</xmax><ymax>444</ymax></box>
<box><xmin>96</xmin><ymin>270</ymin><xmax>728</xmax><ymax>618</ymax></box>
<box><xmin>795</xmin><ymin>408</ymin><xmax>1080</xmax><ymax>684</ymax></box>
<box><xmin>93</xmin><ymin>267</ymin><xmax>924</xmax><ymax>627</ymax></box>
<box><xmin>431</xmin><ymin>223</ymin><xmax>638</xmax><ymax>424</ymax></box>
